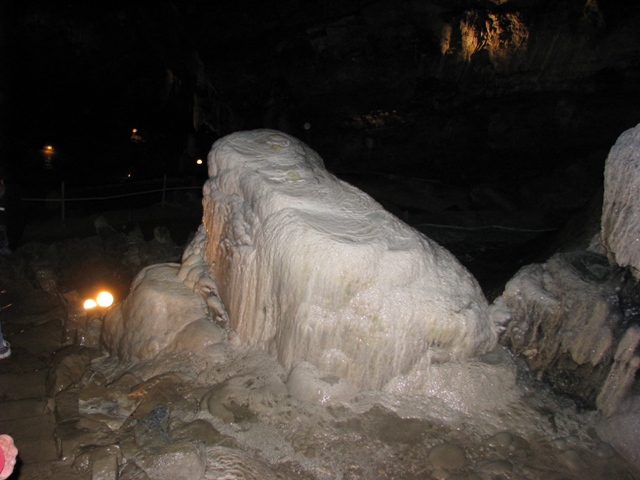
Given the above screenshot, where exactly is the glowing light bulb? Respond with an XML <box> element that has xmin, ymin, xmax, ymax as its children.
<box><xmin>96</xmin><ymin>291</ymin><xmax>114</xmax><ymax>308</ymax></box>
<box><xmin>84</xmin><ymin>299</ymin><xmax>97</xmax><ymax>310</ymax></box>
<box><xmin>196</xmin><ymin>158</ymin><xmax>203</xmax><ymax>165</ymax></box>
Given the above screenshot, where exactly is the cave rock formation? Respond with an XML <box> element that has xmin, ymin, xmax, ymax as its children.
<box><xmin>498</xmin><ymin>123</ymin><xmax>640</xmax><ymax>469</ymax></box>
<box><xmin>101</xmin><ymin>263</ymin><xmax>225</xmax><ymax>362</ymax></box>
<box><xmin>179</xmin><ymin>129</ymin><xmax>498</xmax><ymax>389</ymax></box>
<box><xmin>602</xmin><ymin>123</ymin><xmax>640</xmax><ymax>277</ymax></box>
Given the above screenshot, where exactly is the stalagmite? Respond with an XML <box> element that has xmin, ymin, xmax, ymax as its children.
<box><xmin>181</xmin><ymin>129</ymin><xmax>497</xmax><ymax>389</ymax></box>
<box><xmin>602</xmin><ymin>122</ymin><xmax>640</xmax><ymax>277</ymax></box>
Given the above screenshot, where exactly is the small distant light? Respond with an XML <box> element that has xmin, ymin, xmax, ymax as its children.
<box><xmin>96</xmin><ymin>291</ymin><xmax>114</xmax><ymax>308</ymax></box>
<box><xmin>45</xmin><ymin>145</ymin><xmax>53</xmax><ymax>151</ymax></box>
<box><xmin>130</xmin><ymin>129</ymin><xmax>144</xmax><ymax>143</ymax></box>
<box><xmin>127</xmin><ymin>173</ymin><xmax>132</xmax><ymax>178</ymax></box>
<box><xmin>84</xmin><ymin>299</ymin><xmax>97</xmax><ymax>310</ymax></box>
<box><xmin>196</xmin><ymin>158</ymin><xmax>203</xmax><ymax>165</ymax></box>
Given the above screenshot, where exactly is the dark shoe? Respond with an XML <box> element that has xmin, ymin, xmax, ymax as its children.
<box><xmin>0</xmin><ymin>340</ymin><xmax>10</xmax><ymax>359</ymax></box>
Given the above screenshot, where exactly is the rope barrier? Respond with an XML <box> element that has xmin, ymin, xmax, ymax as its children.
<box><xmin>22</xmin><ymin>185</ymin><xmax>201</xmax><ymax>202</ymax></box>
<box><xmin>412</xmin><ymin>223</ymin><xmax>558</xmax><ymax>233</ymax></box>
<box><xmin>17</xmin><ymin>176</ymin><xmax>203</xmax><ymax>222</ymax></box>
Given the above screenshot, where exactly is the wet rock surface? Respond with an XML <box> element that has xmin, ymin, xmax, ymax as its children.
<box><xmin>602</xmin><ymin>123</ymin><xmax>640</xmax><ymax>276</ymax></box>
<box><xmin>501</xmin><ymin>251</ymin><xmax>639</xmax><ymax>413</ymax></box>
<box><xmin>187</xmin><ymin>130</ymin><xmax>498</xmax><ymax>390</ymax></box>
<box><xmin>1</xmin><ymin>246</ymin><xmax>640</xmax><ymax>479</ymax></box>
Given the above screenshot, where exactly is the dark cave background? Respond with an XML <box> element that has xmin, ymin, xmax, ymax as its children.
<box><xmin>1</xmin><ymin>0</ymin><xmax>639</xmax><ymax>294</ymax></box>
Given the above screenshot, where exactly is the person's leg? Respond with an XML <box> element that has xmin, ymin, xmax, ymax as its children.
<box><xmin>0</xmin><ymin>294</ymin><xmax>9</xmax><ymax>358</ymax></box>
<box><xmin>0</xmin><ymin>225</ymin><xmax>9</xmax><ymax>255</ymax></box>
<box><xmin>0</xmin><ymin>311</ymin><xmax>9</xmax><ymax>359</ymax></box>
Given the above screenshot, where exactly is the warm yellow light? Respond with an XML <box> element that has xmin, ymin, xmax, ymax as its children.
<box><xmin>132</xmin><ymin>128</ymin><xmax>137</xmax><ymax>133</ymax></box>
<box><xmin>196</xmin><ymin>158</ymin><xmax>203</xmax><ymax>165</ymax></box>
<box><xmin>84</xmin><ymin>299</ymin><xmax>97</xmax><ymax>310</ymax></box>
<box><xmin>45</xmin><ymin>145</ymin><xmax>53</xmax><ymax>151</ymax></box>
<box><xmin>96</xmin><ymin>291</ymin><xmax>114</xmax><ymax>308</ymax></box>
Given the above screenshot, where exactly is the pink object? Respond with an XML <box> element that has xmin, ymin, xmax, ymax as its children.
<box><xmin>0</xmin><ymin>435</ymin><xmax>17</xmax><ymax>480</ymax></box>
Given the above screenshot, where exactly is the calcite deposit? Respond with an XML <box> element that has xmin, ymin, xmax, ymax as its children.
<box><xmin>602</xmin><ymin>123</ymin><xmax>640</xmax><ymax>277</ymax></box>
<box><xmin>180</xmin><ymin>129</ymin><xmax>498</xmax><ymax>389</ymax></box>
<box><xmin>101</xmin><ymin>263</ymin><xmax>225</xmax><ymax>362</ymax></box>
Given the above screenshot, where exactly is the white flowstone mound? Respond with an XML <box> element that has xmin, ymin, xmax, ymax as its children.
<box><xmin>101</xmin><ymin>264</ymin><xmax>225</xmax><ymax>361</ymax></box>
<box><xmin>181</xmin><ymin>129</ymin><xmax>497</xmax><ymax>389</ymax></box>
<box><xmin>602</xmin><ymin>122</ymin><xmax>640</xmax><ymax>277</ymax></box>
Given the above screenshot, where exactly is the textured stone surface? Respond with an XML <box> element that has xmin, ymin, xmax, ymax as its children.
<box><xmin>101</xmin><ymin>263</ymin><xmax>225</xmax><ymax>361</ymax></box>
<box><xmin>183</xmin><ymin>129</ymin><xmax>497</xmax><ymax>389</ymax></box>
<box><xmin>2</xmin><ymin>253</ymin><xmax>640</xmax><ymax>480</ymax></box>
<box><xmin>596</xmin><ymin>411</ymin><xmax>640</xmax><ymax>471</ymax></box>
<box><xmin>46</xmin><ymin>345</ymin><xmax>92</xmax><ymax>396</ymax></box>
<box><xmin>0</xmin><ymin>398</ymin><xmax>49</xmax><ymax>421</ymax></box>
<box><xmin>602</xmin><ymin>123</ymin><xmax>640</xmax><ymax>277</ymax></box>
<box><xmin>136</xmin><ymin>441</ymin><xmax>206</xmax><ymax>480</ymax></box>
<box><xmin>500</xmin><ymin>251</ymin><xmax>640</xmax><ymax>415</ymax></box>
<box><xmin>0</xmin><ymin>371</ymin><xmax>47</xmax><ymax>400</ymax></box>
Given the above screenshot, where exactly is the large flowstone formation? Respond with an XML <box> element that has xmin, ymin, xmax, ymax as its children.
<box><xmin>180</xmin><ymin>129</ymin><xmax>497</xmax><ymax>389</ymax></box>
<box><xmin>602</xmin><ymin>124</ymin><xmax>640</xmax><ymax>277</ymax></box>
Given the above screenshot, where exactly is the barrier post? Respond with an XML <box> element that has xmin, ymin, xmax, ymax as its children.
<box><xmin>162</xmin><ymin>174</ymin><xmax>167</xmax><ymax>206</ymax></box>
<box><xmin>61</xmin><ymin>181</ymin><xmax>65</xmax><ymax>223</ymax></box>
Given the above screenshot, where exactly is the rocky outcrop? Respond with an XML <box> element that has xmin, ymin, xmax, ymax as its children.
<box><xmin>602</xmin><ymin>123</ymin><xmax>640</xmax><ymax>277</ymax></box>
<box><xmin>181</xmin><ymin>129</ymin><xmax>498</xmax><ymax>389</ymax></box>
<box><xmin>101</xmin><ymin>264</ymin><xmax>225</xmax><ymax>362</ymax></box>
<box><xmin>498</xmin><ymin>123</ymin><xmax>640</xmax><ymax>419</ymax></box>
<box><xmin>497</xmin><ymin>123</ymin><xmax>640</xmax><ymax>469</ymax></box>
<box><xmin>500</xmin><ymin>251</ymin><xmax>640</xmax><ymax>415</ymax></box>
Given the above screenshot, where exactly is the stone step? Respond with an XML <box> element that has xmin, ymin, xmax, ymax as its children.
<box><xmin>0</xmin><ymin>398</ymin><xmax>51</xmax><ymax>420</ymax></box>
<box><xmin>0</xmin><ymin>412</ymin><xmax>56</xmax><ymax>440</ymax></box>
<box><xmin>0</xmin><ymin>371</ymin><xmax>47</xmax><ymax>400</ymax></box>
<box><xmin>12</xmin><ymin>435</ymin><xmax>59</xmax><ymax>464</ymax></box>
<box><xmin>0</xmin><ymin>412</ymin><xmax>58</xmax><ymax>464</ymax></box>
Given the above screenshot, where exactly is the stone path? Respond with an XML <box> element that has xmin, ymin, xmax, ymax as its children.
<box><xmin>0</xmin><ymin>286</ymin><xmax>86</xmax><ymax>479</ymax></box>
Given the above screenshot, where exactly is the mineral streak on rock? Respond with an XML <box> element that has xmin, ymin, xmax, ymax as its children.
<box><xmin>184</xmin><ymin>129</ymin><xmax>497</xmax><ymax>389</ymax></box>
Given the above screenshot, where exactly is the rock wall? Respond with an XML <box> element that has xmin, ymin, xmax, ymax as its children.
<box><xmin>498</xmin><ymin>123</ymin><xmax>640</xmax><ymax>418</ymax></box>
<box><xmin>181</xmin><ymin>129</ymin><xmax>498</xmax><ymax>389</ymax></box>
<box><xmin>500</xmin><ymin>251</ymin><xmax>640</xmax><ymax>416</ymax></box>
<box><xmin>602</xmin><ymin>123</ymin><xmax>640</xmax><ymax>277</ymax></box>
<box><xmin>495</xmin><ymin>122</ymin><xmax>640</xmax><ymax>469</ymax></box>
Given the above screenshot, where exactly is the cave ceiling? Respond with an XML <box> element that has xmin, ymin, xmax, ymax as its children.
<box><xmin>2</xmin><ymin>0</ymin><xmax>640</xmax><ymax>186</ymax></box>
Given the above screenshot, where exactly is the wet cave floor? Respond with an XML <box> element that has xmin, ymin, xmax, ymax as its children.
<box><xmin>0</xmin><ymin>266</ymin><xmax>637</xmax><ymax>480</ymax></box>
<box><xmin>0</xmin><ymin>198</ymin><xmax>635</xmax><ymax>480</ymax></box>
